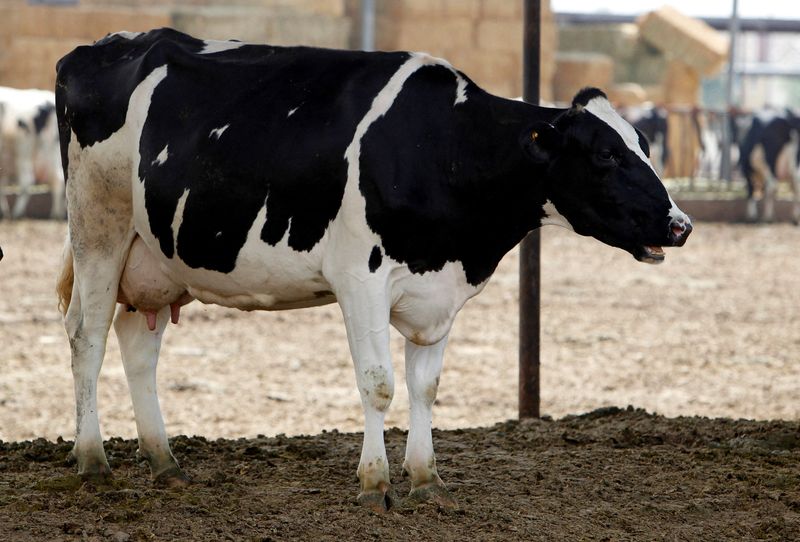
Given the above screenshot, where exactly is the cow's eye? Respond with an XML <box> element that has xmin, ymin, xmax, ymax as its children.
<box><xmin>595</xmin><ymin>150</ymin><xmax>618</xmax><ymax>166</ymax></box>
<box><xmin>597</xmin><ymin>150</ymin><xmax>615</xmax><ymax>161</ymax></box>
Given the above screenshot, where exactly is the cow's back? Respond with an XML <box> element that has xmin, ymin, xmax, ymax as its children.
<box><xmin>57</xmin><ymin>30</ymin><xmax>409</xmax><ymax>272</ymax></box>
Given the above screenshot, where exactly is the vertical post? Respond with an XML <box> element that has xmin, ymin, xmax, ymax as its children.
<box><xmin>519</xmin><ymin>0</ymin><xmax>541</xmax><ymax>419</ymax></box>
<box><xmin>361</xmin><ymin>0</ymin><xmax>376</xmax><ymax>52</ymax></box>
<box><xmin>720</xmin><ymin>0</ymin><xmax>739</xmax><ymax>187</ymax></box>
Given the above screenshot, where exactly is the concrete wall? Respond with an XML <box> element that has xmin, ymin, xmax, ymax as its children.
<box><xmin>0</xmin><ymin>0</ymin><xmax>554</xmax><ymax>101</ymax></box>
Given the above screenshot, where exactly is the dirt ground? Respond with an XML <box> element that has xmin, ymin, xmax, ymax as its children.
<box><xmin>1</xmin><ymin>219</ymin><xmax>800</xmax><ymax>540</ymax></box>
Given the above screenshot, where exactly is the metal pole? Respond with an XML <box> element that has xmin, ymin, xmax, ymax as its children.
<box><xmin>721</xmin><ymin>0</ymin><xmax>739</xmax><ymax>187</ymax></box>
<box><xmin>360</xmin><ymin>0</ymin><xmax>376</xmax><ymax>52</ymax></box>
<box><xmin>519</xmin><ymin>0</ymin><xmax>541</xmax><ymax>419</ymax></box>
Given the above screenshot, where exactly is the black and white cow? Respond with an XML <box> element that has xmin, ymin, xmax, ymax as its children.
<box><xmin>739</xmin><ymin>111</ymin><xmax>800</xmax><ymax>223</ymax></box>
<box><xmin>0</xmin><ymin>86</ymin><xmax>65</xmax><ymax>219</ymax></box>
<box><xmin>55</xmin><ymin>28</ymin><xmax>691</xmax><ymax>512</ymax></box>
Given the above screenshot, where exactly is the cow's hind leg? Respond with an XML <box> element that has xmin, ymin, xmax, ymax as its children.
<box><xmin>763</xmin><ymin>176</ymin><xmax>777</xmax><ymax>222</ymax></box>
<box><xmin>337</xmin><ymin>287</ymin><xmax>396</xmax><ymax>512</ymax></box>
<box><xmin>403</xmin><ymin>337</ymin><xmax>458</xmax><ymax>510</ymax></box>
<box><xmin>114</xmin><ymin>304</ymin><xmax>188</xmax><ymax>487</ymax></box>
<box><xmin>67</xmin><ymin>225</ymin><xmax>135</xmax><ymax>482</ymax></box>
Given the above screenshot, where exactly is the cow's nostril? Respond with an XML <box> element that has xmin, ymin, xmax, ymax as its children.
<box><xmin>671</xmin><ymin>221</ymin><xmax>692</xmax><ymax>245</ymax></box>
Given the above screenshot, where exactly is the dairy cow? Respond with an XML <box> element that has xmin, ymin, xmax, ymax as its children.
<box><xmin>55</xmin><ymin>29</ymin><xmax>691</xmax><ymax>512</ymax></box>
<box><xmin>0</xmin><ymin>86</ymin><xmax>65</xmax><ymax>219</ymax></box>
<box><xmin>739</xmin><ymin>111</ymin><xmax>800</xmax><ymax>223</ymax></box>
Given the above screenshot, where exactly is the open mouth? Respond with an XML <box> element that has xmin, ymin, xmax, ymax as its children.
<box><xmin>634</xmin><ymin>245</ymin><xmax>665</xmax><ymax>264</ymax></box>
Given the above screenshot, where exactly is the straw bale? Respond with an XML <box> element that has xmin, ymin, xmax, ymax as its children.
<box><xmin>553</xmin><ymin>52</ymin><xmax>614</xmax><ymax>104</ymax></box>
<box><xmin>637</xmin><ymin>6</ymin><xmax>728</xmax><ymax>76</ymax></box>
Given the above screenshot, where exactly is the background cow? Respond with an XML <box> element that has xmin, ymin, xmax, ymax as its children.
<box><xmin>55</xmin><ymin>28</ymin><xmax>691</xmax><ymax>512</ymax></box>
<box><xmin>0</xmin><ymin>86</ymin><xmax>65</xmax><ymax>219</ymax></box>
<box><xmin>738</xmin><ymin>110</ymin><xmax>800</xmax><ymax>223</ymax></box>
<box><xmin>623</xmin><ymin>105</ymin><xmax>669</xmax><ymax>177</ymax></box>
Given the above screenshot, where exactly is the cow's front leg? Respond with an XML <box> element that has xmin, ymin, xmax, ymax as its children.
<box><xmin>791</xmin><ymin>170</ymin><xmax>800</xmax><ymax>226</ymax></box>
<box><xmin>403</xmin><ymin>337</ymin><xmax>458</xmax><ymax>510</ymax></box>
<box><xmin>0</xmin><ymin>177</ymin><xmax>10</xmax><ymax>218</ymax></box>
<box><xmin>763</xmin><ymin>172</ymin><xmax>778</xmax><ymax>223</ymax></box>
<box><xmin>113</xmin><ymin>305</ymin><xmax>188</xmax><ymax>487</ymax></box>
<box><xmin>338</xmin><ymin>289</ymin><xmax>395</xmax><ymax>512</ymax></box>
<box><xmin>11</xmin><ymin>137</ymin><xmax>35</xmax><ymax>219</ymax></box>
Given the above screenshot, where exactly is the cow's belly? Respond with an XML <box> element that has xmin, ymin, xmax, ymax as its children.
<box><xmin>132</xmin><ymin>199</ymin><xmax>333</xmax><ymax>312</ymax></box>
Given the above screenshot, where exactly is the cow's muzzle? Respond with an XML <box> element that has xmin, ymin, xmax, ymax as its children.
<box><xmin>669</xmin><ymin>215</ymin><xmax>692</xmax><ymax>246</ymax></box>
<box><xmin>633</xmin><ymin>215</ymin><xmax>692</xmax><ymax>264</ymax></box>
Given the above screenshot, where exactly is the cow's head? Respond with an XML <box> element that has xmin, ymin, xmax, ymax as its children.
<box><xmin>523</xmin><ymin>88</ymin><xmax>691</xmax><ymax>263</ymax></box>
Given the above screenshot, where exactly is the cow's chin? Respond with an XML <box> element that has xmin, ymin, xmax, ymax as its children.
<box><xmin>633</xmin><ymin>245</ymin><xmax>665</xmax><ymax>264</ymax></box>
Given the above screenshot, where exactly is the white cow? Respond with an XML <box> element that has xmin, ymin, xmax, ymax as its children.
<box><xmin>0</xmin><ymin>86</ymin><xmax>65</xmax><ymax>219</ymax></box>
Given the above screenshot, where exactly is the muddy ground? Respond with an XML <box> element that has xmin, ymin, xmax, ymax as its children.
<box><xmin>1</xmin><ymin>220</ymin><xmax>800</xmax><ymax>539</ymax></box>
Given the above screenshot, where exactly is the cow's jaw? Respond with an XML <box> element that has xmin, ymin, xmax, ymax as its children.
<box><xmin>635</xmin><ymin>245</ymin><xmax>666</xmax><ymax>264</ymax></box>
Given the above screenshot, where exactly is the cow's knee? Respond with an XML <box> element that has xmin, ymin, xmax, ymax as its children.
<box><xmin>359</xmin><ymin>365</ymin><xmax>394</xmax><ymax>413</ymax></box>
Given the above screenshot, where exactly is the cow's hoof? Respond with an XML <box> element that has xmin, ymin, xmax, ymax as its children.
<box><xmin>357</xmin><ymin>482</ymin><xmax>395</xmax><ymax>514</ymax></box>
<box><xmin>154</xmin><ymin>466</ymin><xmax>191</xmax><ymax>488</ymax></box>
<box><xmin>78</xmin><ymin>465</ymin><xmax>113</xmax><ymax>488</ymax></box>
<box><xmin>407</xmin><ymin>482</ymin><xmax>459</xmax><ymax>511</ymax></box>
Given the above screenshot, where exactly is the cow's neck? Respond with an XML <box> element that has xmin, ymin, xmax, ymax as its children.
<box><xmin>445</xmin><ymin>95</ymin><xmax>564</xmax><ymax>283</ymax></box>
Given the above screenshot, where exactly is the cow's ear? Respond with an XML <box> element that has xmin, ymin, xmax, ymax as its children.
<box><xmin>520</xmin><ymin>121</ymin><xmax>561</xmax><ymax>164</ymax></box>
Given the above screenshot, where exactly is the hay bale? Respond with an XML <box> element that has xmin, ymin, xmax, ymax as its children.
<box><xmin>665</xmin><ymin>111</ymin><xmax>701</xmax><ymax>178</ymax></box>
<box><xmin>663</xmin><ymin>60</ymin><xmax>701</xmax><ymax>106</ymax></box>
<box><xmin>637</xmin><ymin>6</ymin><xmax>728</xmax><ymax>76</ymax></box>
<box><xmin>553</xmin><ymin>52</ymin><xmax>614</xmax><ymax>103</ymax></box>
<box><xmin>607</xmin><ymin>83</ymin><xmax>648</xmax><ymax>107</ymax></box>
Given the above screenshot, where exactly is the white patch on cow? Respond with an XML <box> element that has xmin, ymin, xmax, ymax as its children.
<box><xmin>127</xmin><ymin>66</ymin><xmax>169</xmax><ymax>136</ymax></box>
<box><xmin>111</xmin><ymin>31</ymin><xmax>142</xmax><ymax>40</ymax></box>
<box><xmin>152</xmin><ymin>144</ymin><xmax>169</xmax><ymax>166</ymax></box>
<box><xmin>171</xmin><ymin>188</ymin><xmax>190</xmax><ymax>256</ymax></box>
<box><xmin>541</xmin><ymin>199</ymin><xmax>574</xmax><ymax>231</ymax></box>
<box><xmin>209</xmin><ymin>124</ymin><xmax>229</xmax><ymax>140</ymax></box>
<box><xmin>453</xmin><ymin>73</ymin><xmax>468</xmax><ymax>105</ymax></box>
<box><xmin>199</xmin><ymin>40</ymin><xmax>245</xmax><ymax>55</ymax></box>
<box><xmin>287</xmin><ymin>107</ymin><xmax>299</xmax><ymax>118</ymax></box>
<box><xmin>584</xmin><ymin>96</ymin><xmax>654</xmax><ymax>173</ymax></box>
<box><xmin>665</xmin><ymin>191</ymin><xmax>691</xmax><ymax>228</ymax></box>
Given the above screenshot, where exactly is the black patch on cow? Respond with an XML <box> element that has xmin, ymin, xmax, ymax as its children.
<box><xmin>33</xmin><ymin>102</ymin><xmax>55</xmax><ymax>134</ymax></box>
<box><xmin>58</xmin><ymin>29</ymin><xmax>407</xmax><ymax>272</ymax></box>
<box><xmin>572</xmin><ymin>87</ymin><xmax>607</xmax><ymax>108</ymax></box>
<box><xmin>17</xmin><ymin>119</ymin><xmax>29</xmax><ymax>132</ymax></box>
<box><xmin>359</xmin><ymin>66</ymin><xmax>552</xmax><ymax>285</ymax></box>
<box><xmin>368</xmin><ymin>245</ymin><xmax>382</xmax><ymax>272</ymax></box>
<box><xmin>57</xmin><ymin>29</ymin><xmax>207</xmax><ymax>149</ymax></box>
